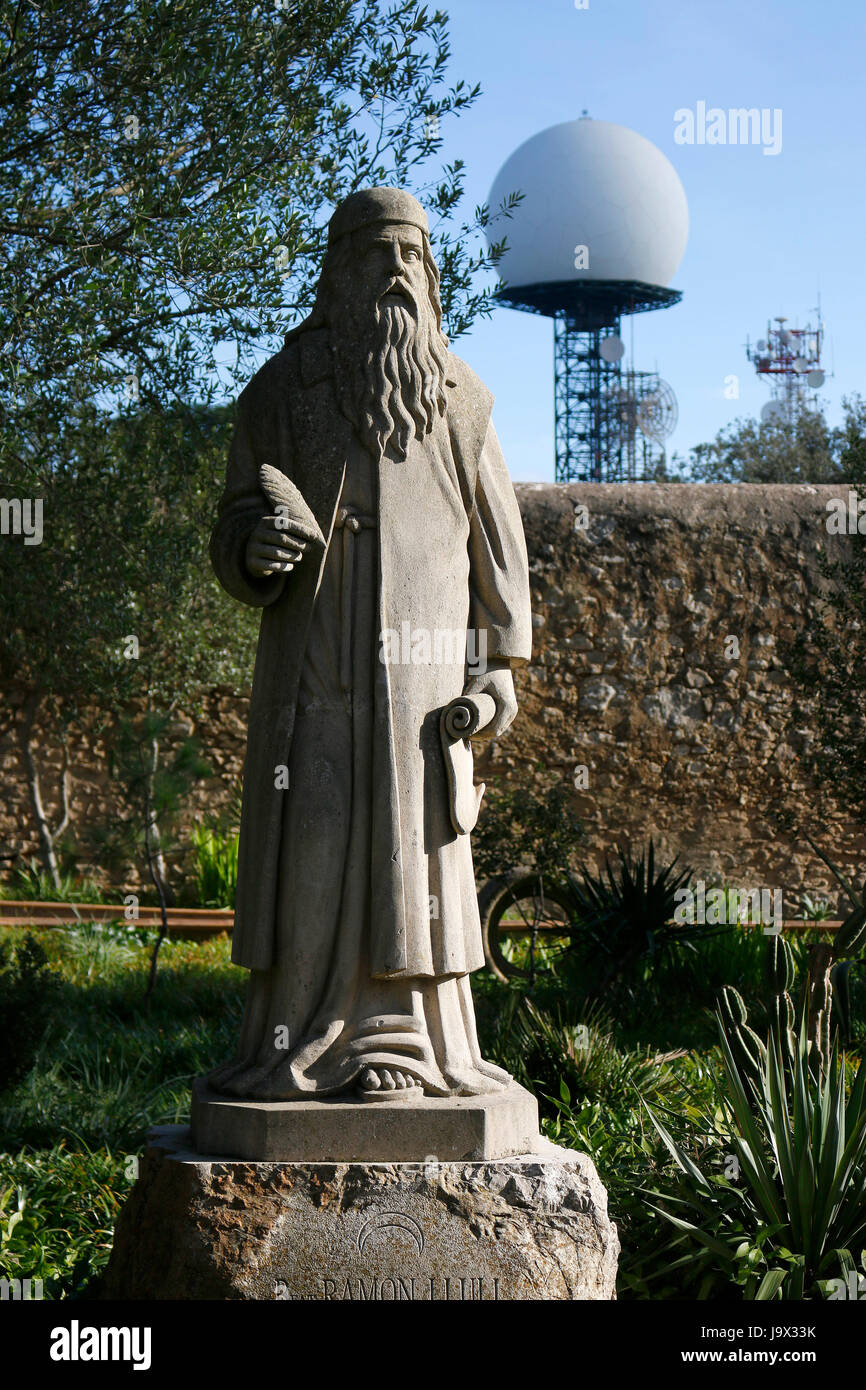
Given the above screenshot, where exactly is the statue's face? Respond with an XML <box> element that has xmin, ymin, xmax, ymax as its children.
<box><xmin>323</xmin><ymin>214</ymin><xmax>447</xmax><ymax>460</ymax></box>
<box><xmin>355</xmin><ymin>223</ymin><xmax>427</xmax><ymax>314</ymax></box>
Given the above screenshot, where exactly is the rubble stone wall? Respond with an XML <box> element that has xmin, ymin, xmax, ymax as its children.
<box><xmin>1</xmin><ymin>484</ymin><xmax>860</xmax><ymax>906</ymax></box>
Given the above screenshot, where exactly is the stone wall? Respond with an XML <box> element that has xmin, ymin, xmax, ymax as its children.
<box><xmin>479</xmin><ymin>482</ymin><xmax>862</xmax><ymax>906</ymax></box>
<box><xmin>1</xmin><ymin>484</ymin><xmax>861</xmax><ymax>905</ymax></box>
<box><xmin>0</xmin><ymin>685</ymin><xmax>250</xmax><ymax>889</ymax></box>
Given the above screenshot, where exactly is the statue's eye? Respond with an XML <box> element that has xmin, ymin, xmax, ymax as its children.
<box><xmin>405</xmin><ymin>248</ymin><xmax>421</xmax><ymax>261</ymax></box>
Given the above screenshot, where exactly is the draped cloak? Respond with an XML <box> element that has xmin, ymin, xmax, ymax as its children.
<box><xmin>208</xmin><ymin>319</ymin><xmax>532</xmax><ymax>1097</ymax></box>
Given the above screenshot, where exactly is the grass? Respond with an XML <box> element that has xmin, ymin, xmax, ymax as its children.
<box><xmin>0</xmin><ymin>923</ymin><xmax>243</xmax><ymax>1298</ymax></box>
<box><xmin>0</xmin><ymin>919</ymin><xmax>862</xmax><ymax>1300</ymax></box>
<box><xmin>0</xmin><ymin>860</ymin><xmax>108</xmax><ymax>903</ymax></box>
<box><xmin>1</xmin><ymin>1144</ymin><xmax>135</xmax><ymax>1300</ymax></box>
<box><xmin>0</xmin><ymin>925</ymin><xmax>243</xmax><ymax>1153</ymax></box>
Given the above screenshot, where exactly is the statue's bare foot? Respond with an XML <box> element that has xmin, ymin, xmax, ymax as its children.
<box><xmin>358</xmin><ymin>1066</ymin><xmax>422</xmax><ymax>1095</ymax></box>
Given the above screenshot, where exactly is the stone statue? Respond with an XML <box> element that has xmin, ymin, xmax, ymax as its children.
<box><xmin>208</xmin><ymin>187</ymin><xmax>532</xmax><ymax>1103</ymax></box>
<box><xmin>104</xmin><ymin>188</ymin><xmax>618</xmax><ymax>1301</ymax></box>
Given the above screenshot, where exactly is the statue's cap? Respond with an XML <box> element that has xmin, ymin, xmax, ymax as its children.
<box><xmin>327</xmin><ymin>187</ymin><xmax>429</xmax><ymax>244</ymax></box>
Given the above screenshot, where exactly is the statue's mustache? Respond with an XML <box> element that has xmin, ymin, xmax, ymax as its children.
<box><xmin>377</xmin><ymin>280</ymin><xmax>417</xmax><ymax>312</ymax></box>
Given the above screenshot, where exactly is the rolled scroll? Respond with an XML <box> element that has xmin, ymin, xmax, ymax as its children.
<box><xmin>439</xmin><ymin>692</ymin><xmax>498</xmax><ymax>836</ymax></box>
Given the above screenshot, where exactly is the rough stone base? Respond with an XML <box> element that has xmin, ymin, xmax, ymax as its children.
<box><xmin>101</xmin><ymin>1125</ymin><xmax>619</xmax><ymax>1300</ymax></box>
<box><xmin>191</xmin><ymin>1076</ymin><xmax>542</xmax><ymax>1161</ymax></box>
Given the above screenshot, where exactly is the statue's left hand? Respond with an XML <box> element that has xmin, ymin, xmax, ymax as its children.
<box><xmin>463</xmin><ymin>662</ymin><xmax>517</xmax><ymax>738</ymax></box>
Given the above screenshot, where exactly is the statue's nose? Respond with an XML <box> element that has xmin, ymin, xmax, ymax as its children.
<box><xmin>383</xmin><ymin>244</ymin><xmax>405</xmax><ymax>272</ymax></box>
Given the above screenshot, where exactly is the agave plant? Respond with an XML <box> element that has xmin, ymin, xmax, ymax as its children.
<box><xmin>797</xmin><ymin>893</ymin><xmax>834</xmax><ymax>923</ymax></box>
<box><xmin>645</xmin><ymin>999</ymin><xmax>866</xmax><ymax>1299</ymax></box>
<box><xmin>563</xmin><ymin>841</ymin><xmax>718</xmax><ymax>1001</ymax></box>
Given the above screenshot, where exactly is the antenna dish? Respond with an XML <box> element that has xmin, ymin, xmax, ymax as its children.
<box><xmin>637</xmin><ymin>380</ymin><xmax>678</xmax><ymax>441</ymax></box>
<box><xmin>762</xmin><ymin>400</ymin><xmax>785</xmax><ymax>423</ymax></box>
<box><xmin>600</xmin><ymin>336</ymin><xmax>625</xmax><ymax>362</ymax></box>
<box><xmin>807</xmin><ymin>369</ymin><xmax>825</xmax><ymax>388</ymax></box>
<box><xmin>793</xmin><ymin>356</ymin><xmax>809</xmax><ymax>372</ymax></box>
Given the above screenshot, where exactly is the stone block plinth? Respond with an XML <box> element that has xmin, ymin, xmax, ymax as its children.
<box><xmin>100</xmin><ymin>1125</ymin><xmax>619</xmax><ymax>1300</ymax></box>
<box><xmin>191</xmin><ymin>1077</ymin><xmax>541</xmax><ymax>1162</ymax></box>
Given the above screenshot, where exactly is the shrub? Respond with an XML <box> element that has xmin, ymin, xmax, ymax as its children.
<box><xmin>188</xmin><ymin>823</ymin><xmax>238</xmax><ymax>909</ymax></box>
<box><xmin>0</xmin><ymin>859</ymin><xmax>105</xmax><ymax>903</ymax></box>
<box><xmin>0</xmin><ymin>934</ymin><xmax>57</xmax><ymax>1093</ymax></box>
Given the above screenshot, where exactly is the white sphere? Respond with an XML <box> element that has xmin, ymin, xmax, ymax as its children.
<box><xmin>486</xmin><ymin>118</ymin><xmax>689</xmax><ymax>290</ymax></box>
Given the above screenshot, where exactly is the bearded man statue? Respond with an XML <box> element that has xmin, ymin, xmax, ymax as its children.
<box><xmin>207</xmin><ymin>187</ymin><xmax>532</xmax><ymax>1103</ymax></box>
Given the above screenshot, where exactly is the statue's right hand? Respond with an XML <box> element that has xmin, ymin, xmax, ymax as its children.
<box><xmin>245</xmin><ymin>514</ymin><xmax>308</xmax><ymax>578</ymax></box>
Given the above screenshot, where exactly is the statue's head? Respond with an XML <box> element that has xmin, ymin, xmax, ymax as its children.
<box><xmin>313</xmin><ymin>188</ymin><xmax>449</xmax><ymax>462</ymax></box>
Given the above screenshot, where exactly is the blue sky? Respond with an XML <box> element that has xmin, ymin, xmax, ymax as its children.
<box><xmin>429</xmin><ymin>0</ymin><xmax>865</xmax><ymax>482</ymax></box>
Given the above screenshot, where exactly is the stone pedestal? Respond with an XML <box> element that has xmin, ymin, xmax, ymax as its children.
<box><xmin>101</xmin><ymin>1126</ymin><xmax>619</xmax><ymax>1301</ymax></box>
<box><xmin>191</xmin><ymin>1077</ymin><xmax>542</xmax><ymax>1162</ymax></box>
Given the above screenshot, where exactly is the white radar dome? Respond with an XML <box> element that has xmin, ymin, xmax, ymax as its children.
<box><xmin>486</xmin><ymin>118</ymin><xmax>689</xmax><ymax>291</ymax></box>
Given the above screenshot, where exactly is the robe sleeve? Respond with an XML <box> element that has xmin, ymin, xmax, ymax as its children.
<box><xmin>467</xmin><ymin>419</ymin><xmax>533</xmax><ymax>667</ymax></box>
<box><xmin>209</xmin><ymin>376</ymin><xmax>288</xmax><ymax>609</ymax></box>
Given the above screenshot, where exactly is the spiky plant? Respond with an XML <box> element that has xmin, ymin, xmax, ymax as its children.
<box><xmin>563</xmin><ymin>841</ymin><xmax>717</xmax><ymax>1002</ymax></box>
<box><xmin>645</xmin><ymin>1004</ymin><xmax>866</xmax><ymax>1299</ymax></box>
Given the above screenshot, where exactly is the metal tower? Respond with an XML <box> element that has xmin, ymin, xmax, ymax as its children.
<box><xmin>745</xmin><ymin>311</ymin><xmax>826</xmax><ymax>424</ymax></box>
<box><xmin>486</xmin><ymin>118</ymin><xmax>688</xmax><ymax>482</ymax></box>
<box><xmin>497</xmin><ymin>279</ymin><xmax>681</xmax><ymax>480</ymax></box>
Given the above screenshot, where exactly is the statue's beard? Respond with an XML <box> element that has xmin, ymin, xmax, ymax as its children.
<box><xmin>331</xmin><ymin>293</ymin><xmax>449</xmax><ymax>462</ymax></box>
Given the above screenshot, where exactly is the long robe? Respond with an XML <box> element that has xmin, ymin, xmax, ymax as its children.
<box><xmin>208</xmin><ymin>321</ymin><xmax>532</xmax><ymax>1097</ymax></box>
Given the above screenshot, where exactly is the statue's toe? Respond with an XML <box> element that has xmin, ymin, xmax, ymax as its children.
<box><xmin>356</xmin><ymin>1065</ymin><xmax>426</xmax><ymax>1096</ymax></box>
